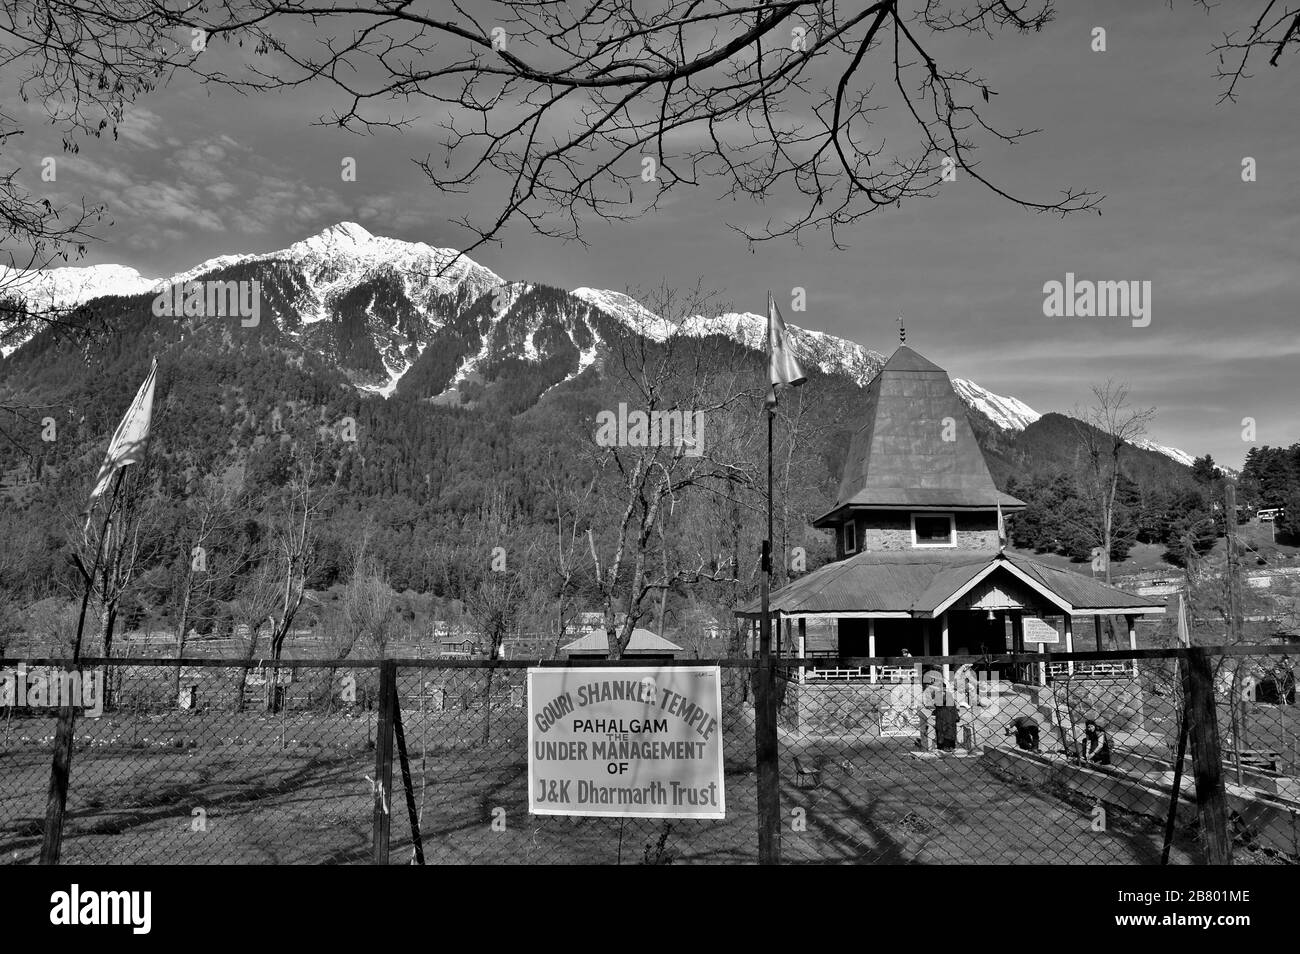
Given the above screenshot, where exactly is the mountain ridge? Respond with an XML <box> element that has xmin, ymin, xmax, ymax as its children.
<box><xmin>1</xmin><ymin>221</ymin><xmax>1193</xmax><ymax>465</ymax></box>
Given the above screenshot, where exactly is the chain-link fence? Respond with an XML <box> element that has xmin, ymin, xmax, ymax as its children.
<box><xmin>1</xmin><ymin>649</ymin><xmax>1296</xmax><ymax>864</ymax></box>
<box><xmin>776</xmin><ymin>647</ymin><xmax>1297</xmax><ymax>865</ymax></box>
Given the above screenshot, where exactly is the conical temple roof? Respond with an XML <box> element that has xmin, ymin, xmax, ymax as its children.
<box><xmin>815</xmin><ymin>346</ymin><xmax>1024</xmax><ymax>523</ymax></box>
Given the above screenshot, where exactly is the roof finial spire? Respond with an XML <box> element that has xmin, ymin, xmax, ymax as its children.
<box><xmin>897</xmin><ymin>313</ymin><xmax>906</xmax><ymax>347</ymax></box>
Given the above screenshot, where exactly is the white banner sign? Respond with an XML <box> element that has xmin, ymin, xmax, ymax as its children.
<box><xmin>1023</xmin><ymin>617</ymin><xmax>1060</xmax><ymax>644</ymax></box>
<box><xmin>527</xmin><ymin>666</ymin><xmax>725</xmax><ymax>819</ymax></box>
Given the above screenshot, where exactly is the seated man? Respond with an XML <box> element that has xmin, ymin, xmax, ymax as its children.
<box><xmin>1083</xmin><ymin>719</ymin><xmax>1112</xmax><ymax>765</ymax></box>
<box><xmin>924</xmin><ymin>671</ymin><xmax>958</xmax><ymax>750</ymax></box>
<box><xmin>1005</xmin><ymin>715</ymin><xmax>1039</xmax><ymax>752</ymax></box>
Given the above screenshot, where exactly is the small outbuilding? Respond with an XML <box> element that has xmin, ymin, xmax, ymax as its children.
<box><xmin>561</xmin><ymin>627</ymin><xmax>682</xmax><ymax>661</ymax></box>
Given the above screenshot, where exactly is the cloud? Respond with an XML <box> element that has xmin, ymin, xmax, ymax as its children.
<box><xmin>119</xmin><ymin>181</ymin><xmax>225</xmax><ymax>232</ymax></box>
<box><xmin>117</xmin><ymin>107</ymin><xmax>165</xmax><ymax>149</ymax></box>
<box><xmin>241</xmin><ymin>175</ymin><xmax>349</xmax><ymax>232</ymax></box>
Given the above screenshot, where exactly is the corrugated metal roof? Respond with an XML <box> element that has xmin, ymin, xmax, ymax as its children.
<box><xmin>737</xmin><ymin>550</ymin><xmax>986</xmax><ymax>615</ymax></box>
<box><xmin>561</xmin><ymin>627</ymin><xmax>682</xmax><ymax>654</ymax></box>
<box><xmin>1003</xmin><ymin>555</ymin><xmax>1156</xmax><ymax>610</ymax></box>
<box><xmin>910</xmin><ymin>561</ymin><xmax>990</xmax><ymax>611</ymax></box>
<box><xmin>737</xmin><ymin>551</ymin><xmax>1162</xmax><ymax>616</ymax></box>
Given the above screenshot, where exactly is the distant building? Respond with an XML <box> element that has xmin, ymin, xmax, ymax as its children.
<box><xmin>430</xmin><ymin>619</ymin><xmax>480</xmax><ymax>656</ymax></box>
<box><xmin>563</xmin><ymin>611</ymin><xmax>624</xmax><ymax>638</ymax></box>
<box><xmin>561</xmin><ymin>627</ymin><xmax>681</xmax><ymax>661</ymax></box>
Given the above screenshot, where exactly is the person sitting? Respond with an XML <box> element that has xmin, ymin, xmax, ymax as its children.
<box><xmin>1005</xmin><ymin>715</ymin><xmax>1039</xmax><ymax>752</ymax></box>
<box><xmin>953</xmin><ymin>663</ymin><xmax>977</xmax><ymax>709</ymax></box>
<box><xmin>1083</xmin><ymin>719</ymin><xmax>1111</xmax><ymax>765</ymax></box>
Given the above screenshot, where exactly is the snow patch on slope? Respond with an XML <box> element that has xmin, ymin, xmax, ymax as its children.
<box><xmin>438</xmin><ymin>282</ymin><xmax>529</xmax><ymax>398</ymax></box>
<box><xmin>950</xmin><ymin>378</ymin><xmax>1042</xmax><ymax>432</ymax></box>
<box><xmin>572</xmin><ymin>287</ymin><xmax>671</xmax><ymax>339</ymax></box>
<box><xmin>1131</xmin><ymin>438</ymin><xmax>1197</xmax><ymax>468</ymax></box>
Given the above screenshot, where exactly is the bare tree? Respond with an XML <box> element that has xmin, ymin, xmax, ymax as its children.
<box><xmin>211</xmin><ymin>441</ymin><xmax>335</xmax><ymax>712</ymax></box>
<box><xmin>0</xmin><ymin>1</ymin><xmax>202</xmax><ymax>343</ymax></box>
<box><xmin>466</xmin><ymin>568</ymin><xmax>527</xmax><ymax>743</ymax></box>
<box><xmin>170</xmin><ymin>480</ymin><xmax>251</xmax><ymax>703</ymax></box>
<box><xmin>257</xmin><ymin>444</ymin><xmax>335</xmax><ymax>709</ymax></box>
<box><xmin>1070</xmin><ymin>382</ymin><xmax>1156</xmax><ymax>585</ymax></box>
<box><xmin>228</xmin><ymin>562</ymin><xmax>281</xmax><ymax>712</ymax></box>
<box><xmin>321</xmin><ymin>532</ymin><xmax>396</xmax><ymax>711</ymax></box>
<box><xmin>341</xmin><ymin>540</ymin><xmax>398</xmax><ymax>659</ymax></box>
<box><xmin>1193</xmin><ymin>0</ymin><xmax>1300</xmax><ymax>102</ymax></box>
<box><xmin>463</xmin><ymin>490</ymin><xmax>542</xmax><ymax>741</ymax></box>
<box><xmin>0</xmin><ymin>1</ymin><xmax>1109</xmax><ymax>272</ymax></box>
<box><xmin>538</xmin><ymin>461</ymin><xmax>597</xmax><ymax>653</ymax></box>
<box><xmin>0</xmin><ymin>537</ymin><xmax>22</xmax><ymax>657</ymax></box>
<box><xmin>77</xmin><ymin>464</ymin><xmax>165</xmax><ymax>710</ymax></box>
<box><xmin>209</xmin><ymin>0</ymin><xmax>1106</xmax><ymax>253</ymax></box>
<box><xmin>3</xmin><ymin>1</ymin><xmax>1291</xmax><ymax>312</ymax></box>
<box><xmin>772</xmin><ymin>381</ymin><xmax>840</xmax><ymax>591</ymax></box>
<box><xmin>18</xmin><ymin>600</ymin><xmax>77</xmax><ymax>656</ymax></box>
<box><xmin>584</xmin><ymin>286</ymin><xmax>752</xmax><ymax>658</ymax></box>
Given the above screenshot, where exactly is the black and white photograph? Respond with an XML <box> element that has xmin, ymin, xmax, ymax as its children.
<box><xmin>0</xmin><ymin>0</ymin><xmax>1295</xmax><ymax>918</ymax></box>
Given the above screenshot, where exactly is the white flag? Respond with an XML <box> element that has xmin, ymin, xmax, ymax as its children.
<box><xmin>88</xmin><ymin>358</ymin><xmax>157</xmax><ymax>501</ymax></box>
<box><xmin>997</xmin><ymin>498</ymin><xmax>1007</xmax><ymax>548</ymax></box>
<box><xmin>767</xmin><ymin>292</ymin><xmax>806</xmax><ymax>404</ymax></box>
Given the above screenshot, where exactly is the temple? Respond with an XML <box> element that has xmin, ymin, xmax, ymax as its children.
<box><xmin>737</xmin><ymin>344</ymin><xmax>1165</xmax><ymax>694</ymax></box>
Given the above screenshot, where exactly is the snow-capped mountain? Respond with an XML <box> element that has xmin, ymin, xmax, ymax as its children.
<box><xmin>167</xmin><ymin>221</ymin><xmax>502</xmax><ymax>318</ymax></box>
<box><xmin>0</xmin><ymin>222</ymin><xmax>502</xmax><ymax>369</ymax></box>
<box><xmin>0</xmin><ymin>264</ymin><xmax>160</xmax><ymax>357</ymax></box>
<box><xmin>1</xmin><ymin>262</ymin><xmax>159</xmax><ymax>313</ymax></box>
<box><xmin>0</xmin><ymin>222</ymin><xmax>1196</xmax><ymax>467</ymax></box>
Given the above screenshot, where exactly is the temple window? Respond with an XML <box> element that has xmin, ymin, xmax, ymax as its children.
<box><xmin>911</xmin><ymin>513</ymin><xmax>955</xmax><ymax>548</ymax></box>
<box><xmin>842</xmin><ymin>519</ymin><xmax>857</xmax><ymax>554</ymax></box>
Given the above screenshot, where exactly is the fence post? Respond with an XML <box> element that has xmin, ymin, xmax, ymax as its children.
<box><xmin>754</xmin><ymin>654</ymin><xmax>781</xmax><ymax>865</ymax></box>
<box><xmin>39</xmin><ymin>701</ymin><xmax>78</xmax><ymax>864</ymax></box>
<box><xmin>393</xmin><ymin>698</ymin><xmax>425</xmax><ymax>865</ymax></box>
<box><xmin>372</xmin><ymin>659</ymin><xmax>397</xmax><ymax>865</ymax></box>
<box><xmin>1183</xmin><ymin>648</ymin><xmax>1232</xmax><ymax>864</ymax></box>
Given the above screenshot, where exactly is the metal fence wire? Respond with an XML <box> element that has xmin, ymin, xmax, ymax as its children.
<box><xmin>1</xmin><ymin>648</ymin><xmax>1296</xmax><ymax>865</ymax></box>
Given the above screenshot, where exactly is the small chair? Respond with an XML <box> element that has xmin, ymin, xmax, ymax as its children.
<box><xmin>794</xmin><ymin>756</ymin><xmax>821</xmax><ymax>789</ymax></box>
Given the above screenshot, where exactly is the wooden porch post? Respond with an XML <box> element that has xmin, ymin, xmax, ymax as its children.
<box><xmin>1126</xmin><ymin>614</ymin><xmax>1137</xmax><ymax>677</ymax></box>
<box><xmin>940</xmin><ymin>612</ymin><xmax>950</xmax><ymax>685</ymax></box>
<box><xmin>919</xmin><ymin>619</ymin><xmax>930</xmax><ymax>685</ymax></box>
<box><xmin>1094</xmin><ymin>615</ymin><xmax>1104</xmax><ymax>651</ymax></box>
<box><xmin>1064</xmin><ymin>615</ymin><xmax>1075</xmax><ymax>675</ymax></box>
<box><xmin>868</xmin><ymin>618</ymin><xmax>877</xmax><ymax>684</ymax></box>
<box><xmin>798</xmin><ymin>618</ymin><xmax>807</xmax><ymax>684</ymax></box>
<box><xmin>1010</xmin><ymin>610</ymin><xmax>1025</xmax><ymax>685</ymax></box>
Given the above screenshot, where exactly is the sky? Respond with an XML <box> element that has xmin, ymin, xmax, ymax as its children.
<box><xmin>7</xmin><ymin>1</ymin><xmax>1298</xmax><ymax>470</ymax></box>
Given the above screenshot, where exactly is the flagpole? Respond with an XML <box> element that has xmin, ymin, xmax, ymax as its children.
<box><xmin>761</xmin><ymin>399</ymin><xmax>773</xmax><ymax>653</ymax></box>
<box><xmin>40</xmin><ymin>467</ymin><xmax>125</xmax><ymax>864</ymax></box>
<box><xmin>755</xmin><ymin>293</ymin><xmax>780</xmax><ymax>865</ymax></box>
<box><xmin>40</xmin><ymin>358</ymin><xmax>155</xmax><ymax>863</ymax></box>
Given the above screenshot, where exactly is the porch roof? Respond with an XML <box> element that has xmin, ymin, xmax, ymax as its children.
<box><xmin>734</xmin><ymin>550</ymin><xmax>1166</xmax><ymax>619</ymax></box>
